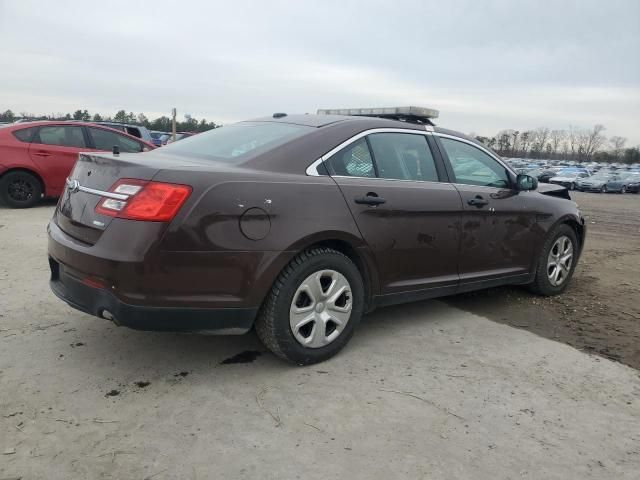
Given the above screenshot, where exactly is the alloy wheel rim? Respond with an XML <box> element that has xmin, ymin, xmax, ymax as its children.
<box><xmin>547</xmin><ymin>235</ymin><xmax>574</xmax><ymax>287</ymax></box>
<box><xmin>289</xmin><ymin>269</ymin><xmax>352</xmax><ymax>348</ymax></box>
<box><xmin>8</xmin><ymin>179</ymin><xmax>34</xmax><ymax>202</ymax></box>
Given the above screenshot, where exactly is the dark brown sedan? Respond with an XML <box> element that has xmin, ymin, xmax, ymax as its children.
<box><xmin>48</xmin><ymin>108</ymin><xmax>585</xmax><ymax>364</ymax></box>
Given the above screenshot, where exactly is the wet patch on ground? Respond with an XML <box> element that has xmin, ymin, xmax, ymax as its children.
<box><xmin>220</xmin><ymin>350</ymin><xmax>262</xmax><ymax>364</ymax></box>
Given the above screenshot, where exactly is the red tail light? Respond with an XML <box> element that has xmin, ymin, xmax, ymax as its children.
<box><xmin>95</xmin><ymin>178</ymin><xmax>192</xmax><ymax>222</ymax></box>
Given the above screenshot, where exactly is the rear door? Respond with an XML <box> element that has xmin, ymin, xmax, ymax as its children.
<box><xmin>326</xmin><ymin>130</ymin><xmax>462</xmax><ymax>298</ymax></box>
<box><xmin>435</xmin><ymin>135</ymin><xmax>537</xmax><ymax>284</ymax></box>
<box><xmin>29</xmin><ymin>125</ymin><xmax>88</xmax><ymax>193</ymax></box>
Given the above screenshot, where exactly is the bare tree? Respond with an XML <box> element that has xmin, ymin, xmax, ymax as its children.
<box><xmin>583</xmin><ymin>124</ymin><xmax>607</xmax><ymax>161</ymax></box>
<box><xmin>520</xmin><ymin>131</ymin><xmax>533</xmax><ymax>157</ymax></box>
<box><xmin>530</xmin><ymin>127</ymin><xmax>550</xmax><ymax>158</ymax></box>
<box><xmin>609</xmin><ymin>136</ymin><xmax>627</xmax><ymax>160</ymax></box>
<box><xmin>549</xmin><ymin>130</ymin><xmax>566</xmax><ymax>157</ymax></box>
<box><xmin>568</xmin><ymin>125</ymin><xmax>579</xmax><ymax>159</ymax></box>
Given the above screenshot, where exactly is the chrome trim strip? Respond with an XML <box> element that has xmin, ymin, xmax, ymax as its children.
<box><xmin>65</xmin><ymin>178</ymin><xmax>129</xmax><ymax>200</ymax></box>
<box><xmin>79</xmin><ymin>185</ymin><xmax>129</xmax><ymax>201</ymax></box>
<box><xmin>306</xmin><ymin>128</ymin><xmax>430</xmax><ymax>176</ymax></box>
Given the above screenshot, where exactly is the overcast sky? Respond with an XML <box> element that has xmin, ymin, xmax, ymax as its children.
<box><xmin>1</xmin><ymin>0</ymin><xmax>639</xmax><ymax>144</ymax></box>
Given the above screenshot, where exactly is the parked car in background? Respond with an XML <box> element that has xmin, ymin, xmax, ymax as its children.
<box><xmin>166</xmin><ymin>132</ymin><xmax>197</xmax><ymax>143</ymax></box>
<box><xmin>150</xmin><ymin>131</ymin><xmax>171</xmax><ymax>147</ymax></box>
<box><xmin>95</xmin><ymin>121</ymin><xmax>154</xmax><ymax>145</ymax></box>
<box><xmin>576</xmin><ymin>171</ymin><xmax>616</xmax><ymax>192</ymax></box>
<box><xmin>528</xmin><ymin>168</ymin><xmax>557</xmax><ymax>183</ymax></box>
<box><xmin>605</xmin><ymin>172</ymin><xmax>640</xmax><ymax>193</ymax></box>
<box><xmin>0</xmin><ymin>121</ymin><xmax>154</xmax><ymax>208</ymax></box>
<box><xmin>47</xmin><ymin>107</ymin><xmax>585</xmax><ymax>364</ymax></box>
<box><xmin>549</xmin><ymin>168</ymin><xmax>591</xmax><ymax>190</ymax></box>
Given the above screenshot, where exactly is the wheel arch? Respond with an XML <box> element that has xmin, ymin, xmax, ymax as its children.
<box><xmin>275</xmin><ymin>231</ymin><xmax>379</xmax><ymax>312</ymax></box>
<box><xmin>0</xmin><ymin>167</ymin><xmax>47</xmax><ymax>196</ymax></box>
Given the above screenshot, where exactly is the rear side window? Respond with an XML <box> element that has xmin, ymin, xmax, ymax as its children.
<box><xmin>160</xmin><ymin>122</ymin><xmax>313</xmax><ymax>161</ymax></box>
<box><xmin>37</xmin><ymin>126</ymin><xmax>86</xmax><ymax>148</ymax></box>
<box><xmin>327</xmin><ymin>138</ymin><xmax>376</xmax><ymax>177</ymax></box>
<box><xmin>368</xmin><ymin>133</ymin><xmax>438</xmax><ymax>182</ymax></box>
<box><xmin>12</xmin><ymin>127</ymin><xmax>37</xmax><ymax>143</ymax></box>
<box><xmin>88</xmin><ymin>127</ymin><xmax>144</xmax><ymax>153</ymax></box>
<box><xmin>125</xmin><ymin>127</ymin><xmax>141</xmax><ymax>138</ymax></box>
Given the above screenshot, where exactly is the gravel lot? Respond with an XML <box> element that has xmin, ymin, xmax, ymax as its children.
<box><xmin>1</xmin><ymin>196</ymin><xmax>639</xmax><ymax>479</ymax></box>
<box><xmin>448</xmin><ymin>191</ymin><xmax>640</xmax><ymax>369</ymax></box>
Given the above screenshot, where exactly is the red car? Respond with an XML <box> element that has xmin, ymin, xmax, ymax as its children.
<box><xmin>0</xmin><ymin>121</ymin><xmax>155</xmax><ymax>208</ymax></box>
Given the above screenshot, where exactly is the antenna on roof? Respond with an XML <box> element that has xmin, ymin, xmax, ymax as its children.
<box><xmin>317</xmin><ymin>106</ymin><xmax>439</xmax><ymax>125</ymax></box>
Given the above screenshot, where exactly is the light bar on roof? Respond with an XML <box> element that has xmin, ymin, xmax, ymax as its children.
<box><xmin>317</xmin><ymin>106</ymin><xmax>439</xmax><ymax>119</ymax></box>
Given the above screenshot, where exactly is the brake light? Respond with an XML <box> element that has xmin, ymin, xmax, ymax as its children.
<box><xmin>95</xmin><ymin>178</ymin><xmax>192</xmax><ymax>222</ymax></box>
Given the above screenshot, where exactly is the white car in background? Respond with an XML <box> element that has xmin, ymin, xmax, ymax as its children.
<box><xmin>548</xmin><ymin>168</ymin><xmax>591</xmax><ymax>190</ymax></box>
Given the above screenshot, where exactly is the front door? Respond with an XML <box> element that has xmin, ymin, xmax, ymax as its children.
<box><xmin>436</xmin><ymin>136</ymin><xmax>537</xmax><ymax>283</ymax></box>
<box><xmin>327</xmin><ymin>132</ymin><xmax>462</xmax><ymax>297</ymax></box>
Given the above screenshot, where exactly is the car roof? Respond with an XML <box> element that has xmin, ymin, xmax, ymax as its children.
<box><xmin>1</xmin><ymin>120</ymin><xmax>155</xmax><ymax>146</ymax></box>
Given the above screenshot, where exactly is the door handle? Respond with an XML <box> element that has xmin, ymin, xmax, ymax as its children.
<box><xmin>354</xmin><ymin>193</ymin><xmax>386</xmax><ymax>206</ymax></box>
<box><xmin>33</xmin><ymin>151</ymin><xmax>52</xmax><ymax>157</ymax></box>
<box><xmin>467</xmin><ymin>196</ymin><xmax>489</xmax><ymax>208</ymax></box>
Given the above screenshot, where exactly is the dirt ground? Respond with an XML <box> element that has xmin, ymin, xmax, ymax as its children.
<box><xmin>447</xmin><ymin>191</ymin><xmax>640</xmax><ymax>369</ymax></box>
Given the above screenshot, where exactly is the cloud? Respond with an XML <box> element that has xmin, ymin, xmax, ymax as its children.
<box><xmin>1</xmin><ymin>0</ymin><xmax>638</xmax><ymax>143</ymax></box>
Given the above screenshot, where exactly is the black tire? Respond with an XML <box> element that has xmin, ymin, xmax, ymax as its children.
<box><xmin>600</xmin><ymin>186</ymin><xmax>606</xmax><ymax>193</ymax></box>
<box><xmin>0</xmin><ymin>171</ymin><xmax>42</xmax><ymax>208</ymax></box>
<box><xmin>528</xmin><ymin>224</ymin><xmax>578</xmax><ymax>296</ymax></box>
<box><xmin>621</xmin><ymin>186</ymin><xmax>627</xmax><ymax>194</ymax></box>
<box><xmin>255</xmin><ymin>247</ymin><xmax>364</xmax><ymax>365</ymax></box>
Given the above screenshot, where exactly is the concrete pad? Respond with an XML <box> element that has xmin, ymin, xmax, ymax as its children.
<box><xmin>1</xmin><ymin>205</ymin><xmax>639</xmax><ymax>479</ymax></box>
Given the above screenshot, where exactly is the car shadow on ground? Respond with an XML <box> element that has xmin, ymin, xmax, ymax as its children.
<box><xmin>52</xmin><ymin>298</ymin><xmax>449</xmax><ymax>382</ymax></box>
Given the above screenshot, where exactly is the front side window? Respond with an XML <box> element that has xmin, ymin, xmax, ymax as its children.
<box><xmin>88</xmin><ymin>127</ymin><xmax>144</xmax><ymax>152</ymax></box>
<box><xmin>327</xmin><ymin>138</ymin><xmax>375</xmax><ymax>177</ymax></box>
<box><xmin>37</xmin><ymin>126</ymin><xmax>86</xmax><ymax>148</ymax></box>
<box><xmin>368</xmin><ymin>133</ymin><xmax>438</xmax><ymax>182</ymax></box>
<box><xmin>440</xmin><ymin>137</ymin><xmax>509</xmax><ymax>188</ymax></box>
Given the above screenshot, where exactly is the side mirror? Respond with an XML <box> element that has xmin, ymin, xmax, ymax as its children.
<box><xmin>516</xmin><ymin>174</ymin><xmax>538</xmax><ymax>191</ymax></box>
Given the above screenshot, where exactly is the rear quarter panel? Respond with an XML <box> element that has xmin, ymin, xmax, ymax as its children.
<box><xmin>153</xmin><ymin>169</ymin><xmax>367</xmax><ymax>306</ymax></box>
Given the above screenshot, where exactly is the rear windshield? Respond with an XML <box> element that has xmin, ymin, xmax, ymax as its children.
<box><xmin>160</xmin><ymin>122</ymin><xmax>313</xmax><ymax>161</ymax></box>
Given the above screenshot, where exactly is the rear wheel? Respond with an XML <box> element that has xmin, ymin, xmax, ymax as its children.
<box><xmin>528</xmin><ymin>224</ymin><xmax>578</xmax><ymax>296</ymax></box>
<box><xmin>621</xmin><ymin>185</ymin><xmax>627</xmax><ymax>194</ymax></box>
<box><xmin>0</xmin><ymin>171</ymin><xmax>42</xmax><ymax>208</ymax></box>
<box><xmin>600</xmin><ymin>185</ymin><xmax>606</xmax><ymax>193</ymax></box>
<box><xmin>255</xmin><ymin>248</ymin><xmax>364</xmax><ymax>365</ymax></box>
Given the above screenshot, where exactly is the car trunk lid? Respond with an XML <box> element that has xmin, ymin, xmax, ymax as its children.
<box><xmin>55</xmin><ymin>152</ymin><xmax>164</xmax><ymax>244</ymax></box>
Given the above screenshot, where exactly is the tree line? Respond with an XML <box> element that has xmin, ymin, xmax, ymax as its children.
<box><xmin>2</xmin><ymin>108</ymin><xmax>638</xmax><ymax>164</ymax></box>
<box><xmin>0</xmin><ymin>108</ymin><xmax>220</xmax><ymax>134</ymax></box>
<box><xmin>474</xmin><ymin>124</ymin><xmax>639</xmax><ymax>164</ymax></box>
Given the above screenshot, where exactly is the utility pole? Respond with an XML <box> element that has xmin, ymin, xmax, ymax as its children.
<box><xmin>171</xmin><ymin>107</ymin><xmax>177</xmax><ymax>142</ymax></box>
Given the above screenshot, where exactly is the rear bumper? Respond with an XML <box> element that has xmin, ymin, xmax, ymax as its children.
<box><xmin>49</xmin><ymin>256</ymin><xmax>256</xmax><ymax>334</ymax></box>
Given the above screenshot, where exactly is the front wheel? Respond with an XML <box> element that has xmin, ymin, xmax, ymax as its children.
<box><xmin>255</xmin><ymin>248</ymin><xmax>364</xmax><ymax>365</ymax></box>
<box><xmin>528</xmin><ymin>225</ymin><xmax>578</xmax><ymax>296</ymax></box>
<box><xmin>621</xmin><ymin>186</ymin><xmax>627</xmax><ymax>194</ymax></box>
<box><xmin>0</xmin><ymin>171</ymin><xmax>42</xmax><ymax>208</ymax></box>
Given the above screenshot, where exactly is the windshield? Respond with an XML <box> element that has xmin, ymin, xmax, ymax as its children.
<box><xmin>160</xmin><ymin>122</ymin><xmax>313</xmax><ymax>161</ymax></box>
